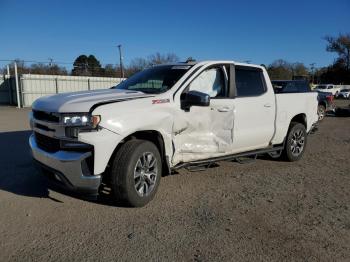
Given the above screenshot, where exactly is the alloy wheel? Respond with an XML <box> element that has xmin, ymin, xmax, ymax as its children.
<box><xmin>290</xmin><ymin>129</ymin><xmax>305</xmax><ymax>157</ymax></box>
<box><xmin>133</xmin><ymin>152</ymin><xmax>158</xmax><ymax>197</ymax></box>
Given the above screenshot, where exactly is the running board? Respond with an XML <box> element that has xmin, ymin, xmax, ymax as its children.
<box><xmin>235</xmin><ymin>154</ymin><xmax>257</xmax><ymax>164</ymax></box>
<box><xmin>173</xmin><ymin>146</ymin><xmax>284</xmax><ymax>170</ymax></box>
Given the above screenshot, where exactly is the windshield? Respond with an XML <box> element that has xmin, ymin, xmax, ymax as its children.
<box><xmin>316</xmin><ymin>85</ymin><xmax>327</xmax><ymax>89</ymax></box>
<box><xmin>113</xmin><ymin>65</ymin><xmax>191</xmax><ymax>94</ymax></box>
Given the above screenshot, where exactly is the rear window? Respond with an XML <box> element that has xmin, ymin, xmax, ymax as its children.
<box><xmin>272</xmin><ymin>81</ymin><xmax>310</xmax><ymax>93</ymax></box>
<box><xmin>235</xmin><ymin>67</ymin><xmax>265</xmax><ymax>97</ymax></box>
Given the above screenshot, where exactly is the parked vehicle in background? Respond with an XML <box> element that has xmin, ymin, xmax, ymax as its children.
<box><xmin>314</xmin><ymin>84</ymin><xmax>341</xmax><ymax>97</ymax></box>
<box><xmin>29</xmin><ymin>61</ymin><xmax>318</xmax><ymax>207</ymax></box>
<box><xmin>316</xmin><ymin>91</ymin><xmax>334</xmax><ymax>121</ymax></box>
<box><xmin>338</xmin><ymin>89</ymin><xmax>350</xmax><ymax>99</ymax></box>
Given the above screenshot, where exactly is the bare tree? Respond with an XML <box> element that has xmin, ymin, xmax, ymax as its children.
<box><xmin>267</xmin><ymin>59</ymin><xmax>293</xmax><ymax>80</ymax></box>
<box><xmin>325</xmin><ymin>33</ymin><xmax>350</xmax><ymax>70</ymax></box>
<box><xmin>267</xmin><ymin>60</ymin><xmax>310</xmax><ymax>80</ymax></box>
<box><xmin>4</xmin><ymin>60</ymin><xmax>67</xmax><ymax>75</ymax></box>
<box><xmin>147</xmin><ymin>52</ymin><xmax>179</xmax><ymax>65</ymax></box>
<box><xmin>292</xmin><ymin>62</ymin><xmax>309</xmax><ymax>77</ymax></box>
<box><xmin>126</xmin><ymin>53</ymin><xmax>180</xmax><ymax>76</ymax></box>
<box><xmin>128</xmin><ymin>57</ymin><xmax>148</xmax><ymax>73</ymax></box>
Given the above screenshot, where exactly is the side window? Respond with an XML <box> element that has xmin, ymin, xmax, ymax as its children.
<box><xmin>188</xmin><ymin>68</ymin><xmax>225</xmax><ymax>98</ymax></box>
<box><xmin>235</xmin><ymin>68</ymin><xmax>265</xmax><ymax>97</ymax></box>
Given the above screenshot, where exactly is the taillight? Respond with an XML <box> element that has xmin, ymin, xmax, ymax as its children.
<box><xmin>326</xmin><ymin>95</ymin><xmax>334</xmax><ymax>103</ymax></box>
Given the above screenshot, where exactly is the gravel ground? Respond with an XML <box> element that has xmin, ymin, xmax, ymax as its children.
<box><xmin>0</xmin><ymin>101</ymin><xmax>349</xmax><ymax>262</ymax></box>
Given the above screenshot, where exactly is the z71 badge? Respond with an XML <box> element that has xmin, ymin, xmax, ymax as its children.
<box><xmin>152</xmin><ymin>99</ymin><xmax>170</xmax><ymax>104</ymax></box>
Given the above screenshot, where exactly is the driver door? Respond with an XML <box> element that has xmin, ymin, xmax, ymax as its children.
<box><xmin>172</xmin><ymin>65</ymin><xmax>235</xmax><ymax>164</ymax></box>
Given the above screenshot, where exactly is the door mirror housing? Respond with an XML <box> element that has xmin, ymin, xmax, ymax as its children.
<box><xmin>180</xmin><ymin>90</ymin><xmax>210</xmax><ymax>111</ymax></box>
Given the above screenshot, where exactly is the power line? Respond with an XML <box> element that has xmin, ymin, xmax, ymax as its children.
<box><xmin>0</xmin><ymin>59</ymin><xmax>120</xmax><ymax>70</ymax></box>
<box><xmin>0</xmin><ymin>59</ymin><xmax>120</xmax><ymax>65</ymax></box>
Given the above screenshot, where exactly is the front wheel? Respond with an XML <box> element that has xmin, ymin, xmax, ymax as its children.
<box><xmin>110</xmin><ymin>140</ymin><xmax>162</xmax><ymax>207</ymax></box>
<box><xmin>282</xmin><ymin>122</ymin><xmax>307</xmax><ymax>162</ymax></box>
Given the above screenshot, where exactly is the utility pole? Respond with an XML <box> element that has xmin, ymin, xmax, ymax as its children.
<box><xmin>14</xmin><ymin>62</ymin><xmax>21</xmax><ymax>108</ymax></box>
<box><xmin>48</xmin><ymin>58</ymin><xmax>53</xmax><ymax>67</ymax></box>
<box><xmin>6</xmin><ymin>65</ymin><xmax>11</xmax><ymax>104</ymax></box>
<box><xmin>310</xmin><ymin>63</ymin><xmax>316</xmax><ymax>84</ymax></box>
<box><xmin>48</xmin><ymin>58</ymin><xmax>53</xmax><ymax>74</ymax></box>
<box><xmin>117</xmin><ymin>44</ymin><xmax>124</xmax><ymax>78</ymax></box>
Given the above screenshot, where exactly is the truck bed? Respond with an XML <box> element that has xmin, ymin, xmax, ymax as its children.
<box><xmin>272</xmin><ymin>92</ymin><xmax>318</xmax><ymax>144</ymax></box>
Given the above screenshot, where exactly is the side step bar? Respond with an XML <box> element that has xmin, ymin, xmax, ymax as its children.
<box><xmin>173</xmin><ymin>145</ymin><xmax>284</xmax><ymax>170</ymax></box>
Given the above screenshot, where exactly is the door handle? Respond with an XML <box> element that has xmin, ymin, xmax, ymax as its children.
<box><xmin>264</xmin><ymin>104</ymin><xmax>272</xmax><ymax>108</ymax></box>
<box><xmin>217</xmin><ymin>106</ymin><xmax>231</xmax><ymax>112</ymax></box>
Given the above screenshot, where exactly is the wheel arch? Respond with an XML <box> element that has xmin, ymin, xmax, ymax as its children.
<box><xmin>319</xmin><ymin>101</ymin><xmax>327</xmax><ymax>108</ymax></box>
<box><xmin>105</xmin><ymin>130</ymin><xmax>171</xmax><ymax>182</ymax></box>
<box><xmin>290</xmin><ymin>113</ymin><xmax>307</xmax><ymax>129</ymax></box>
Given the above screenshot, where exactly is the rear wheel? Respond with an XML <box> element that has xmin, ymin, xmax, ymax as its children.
<box><xmin>282</xmin><ymin>122</ymin><xmax>307</xmax><ymax>162</ymax></box>
<box><xmin>317</xmin><ymin>104</ymin><xmax>326</xmax><ymax>121</ymax></box>
<box><xmin>110</xmin><ymin>140</ymin><xmax>162</xmax><ymax>207</ymax></box>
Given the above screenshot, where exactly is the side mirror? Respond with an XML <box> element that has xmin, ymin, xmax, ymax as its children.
<box><xmin>180</xmin><ymin>90</ymin><xmax>210</xmax><ymax>111</ymax></box>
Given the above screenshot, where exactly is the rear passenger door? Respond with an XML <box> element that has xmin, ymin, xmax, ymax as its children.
<box><xmin>231</xmin><ymin>66</ymin><xmax>275</xmax><ymax>152</ymax></box>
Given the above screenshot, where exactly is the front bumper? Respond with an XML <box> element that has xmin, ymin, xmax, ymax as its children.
<box><xmin>29</xmin><ymin>134</ymin><xmax>101</xmax><ymax>195</ymax></box>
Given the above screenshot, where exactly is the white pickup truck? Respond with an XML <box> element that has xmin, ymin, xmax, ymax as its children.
<box><xmin>29</xmin><ymin>61</ymin><xmax>318</xmax><ymax>207</ymax></box>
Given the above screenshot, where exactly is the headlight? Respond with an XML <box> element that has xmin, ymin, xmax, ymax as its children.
<box><xmin>63</xmin><ymin>114</ymin><xmax>101</xmax><ymax>138</ymax></box>
<box><xmin>63</xmin><ymin>115</ymin><xmax>89</xmax><ymax>125</ymax></box>
<box><xmin>62</xmin><ymin>114</ymin><xmax>101</xmax><ymax>128</ymax></box>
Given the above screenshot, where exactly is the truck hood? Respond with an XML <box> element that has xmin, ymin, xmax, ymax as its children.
<box><xmin>32</xmin><ymin>89</ymin><xmax>153</xmax><ymax>113</ymax></box>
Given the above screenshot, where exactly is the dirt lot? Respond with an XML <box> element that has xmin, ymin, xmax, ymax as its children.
<box><xmin>0</xmin><ymin>101</ymin><xmax>349</xmax><ymax>262</ymax></box>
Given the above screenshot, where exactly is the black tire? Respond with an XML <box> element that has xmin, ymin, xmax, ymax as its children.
<box><xmin>110</xmin><ymin>139</ymin><xmax>162</xmax><ymax>207</ymax></box>
<box><xmin>282</xmin><ymin>122</ymin><xmax>307</xmax><ymax>162</ymax></box>
<box><xmin>317</xmin><ymin>104</ymin><xmax>326</xmax><ymax>121</ymax></box>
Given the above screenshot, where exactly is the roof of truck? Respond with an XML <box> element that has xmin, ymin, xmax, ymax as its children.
<box><xmin>161</xmin><ymin>60</ymin><xmax>264</xmax><ymax>69</ymax></box>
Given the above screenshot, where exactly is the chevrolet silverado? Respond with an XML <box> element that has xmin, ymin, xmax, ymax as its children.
<box><xmin>29</xmin><ymin>61</ymin><xmax>318</xmax><ymax>207</ymax></box>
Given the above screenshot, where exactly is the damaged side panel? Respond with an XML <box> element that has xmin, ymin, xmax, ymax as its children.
<box><xmin>171</xmin><ymin>101</ymin><xmax>234</xmax><ymax>164</ymax></box>
<box><xmin>92</xmin><ymin>94</ymin><xmax>235</xmax><ymax>169</ymax></box>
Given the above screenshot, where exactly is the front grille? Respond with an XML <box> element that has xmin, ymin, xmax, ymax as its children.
<box><xmin>34</xmin><ymin>132</ymin><xmax>60</xmax><ymax>153</ymax></box>
<box><xmin>33</xmin><ymin>110</ymin><xmax>60</xmax><ymax>123</ymax></box>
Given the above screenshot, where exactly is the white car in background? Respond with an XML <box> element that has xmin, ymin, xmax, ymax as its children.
<box><xmin>315</xmin><ymin>84</ymin><xmax>341</xmax><ymax>97</ymax></box>
<box><xmin>338</xmin><ymin>89</ymin><xmax>350</xmax><ymax>99</ymax></box>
